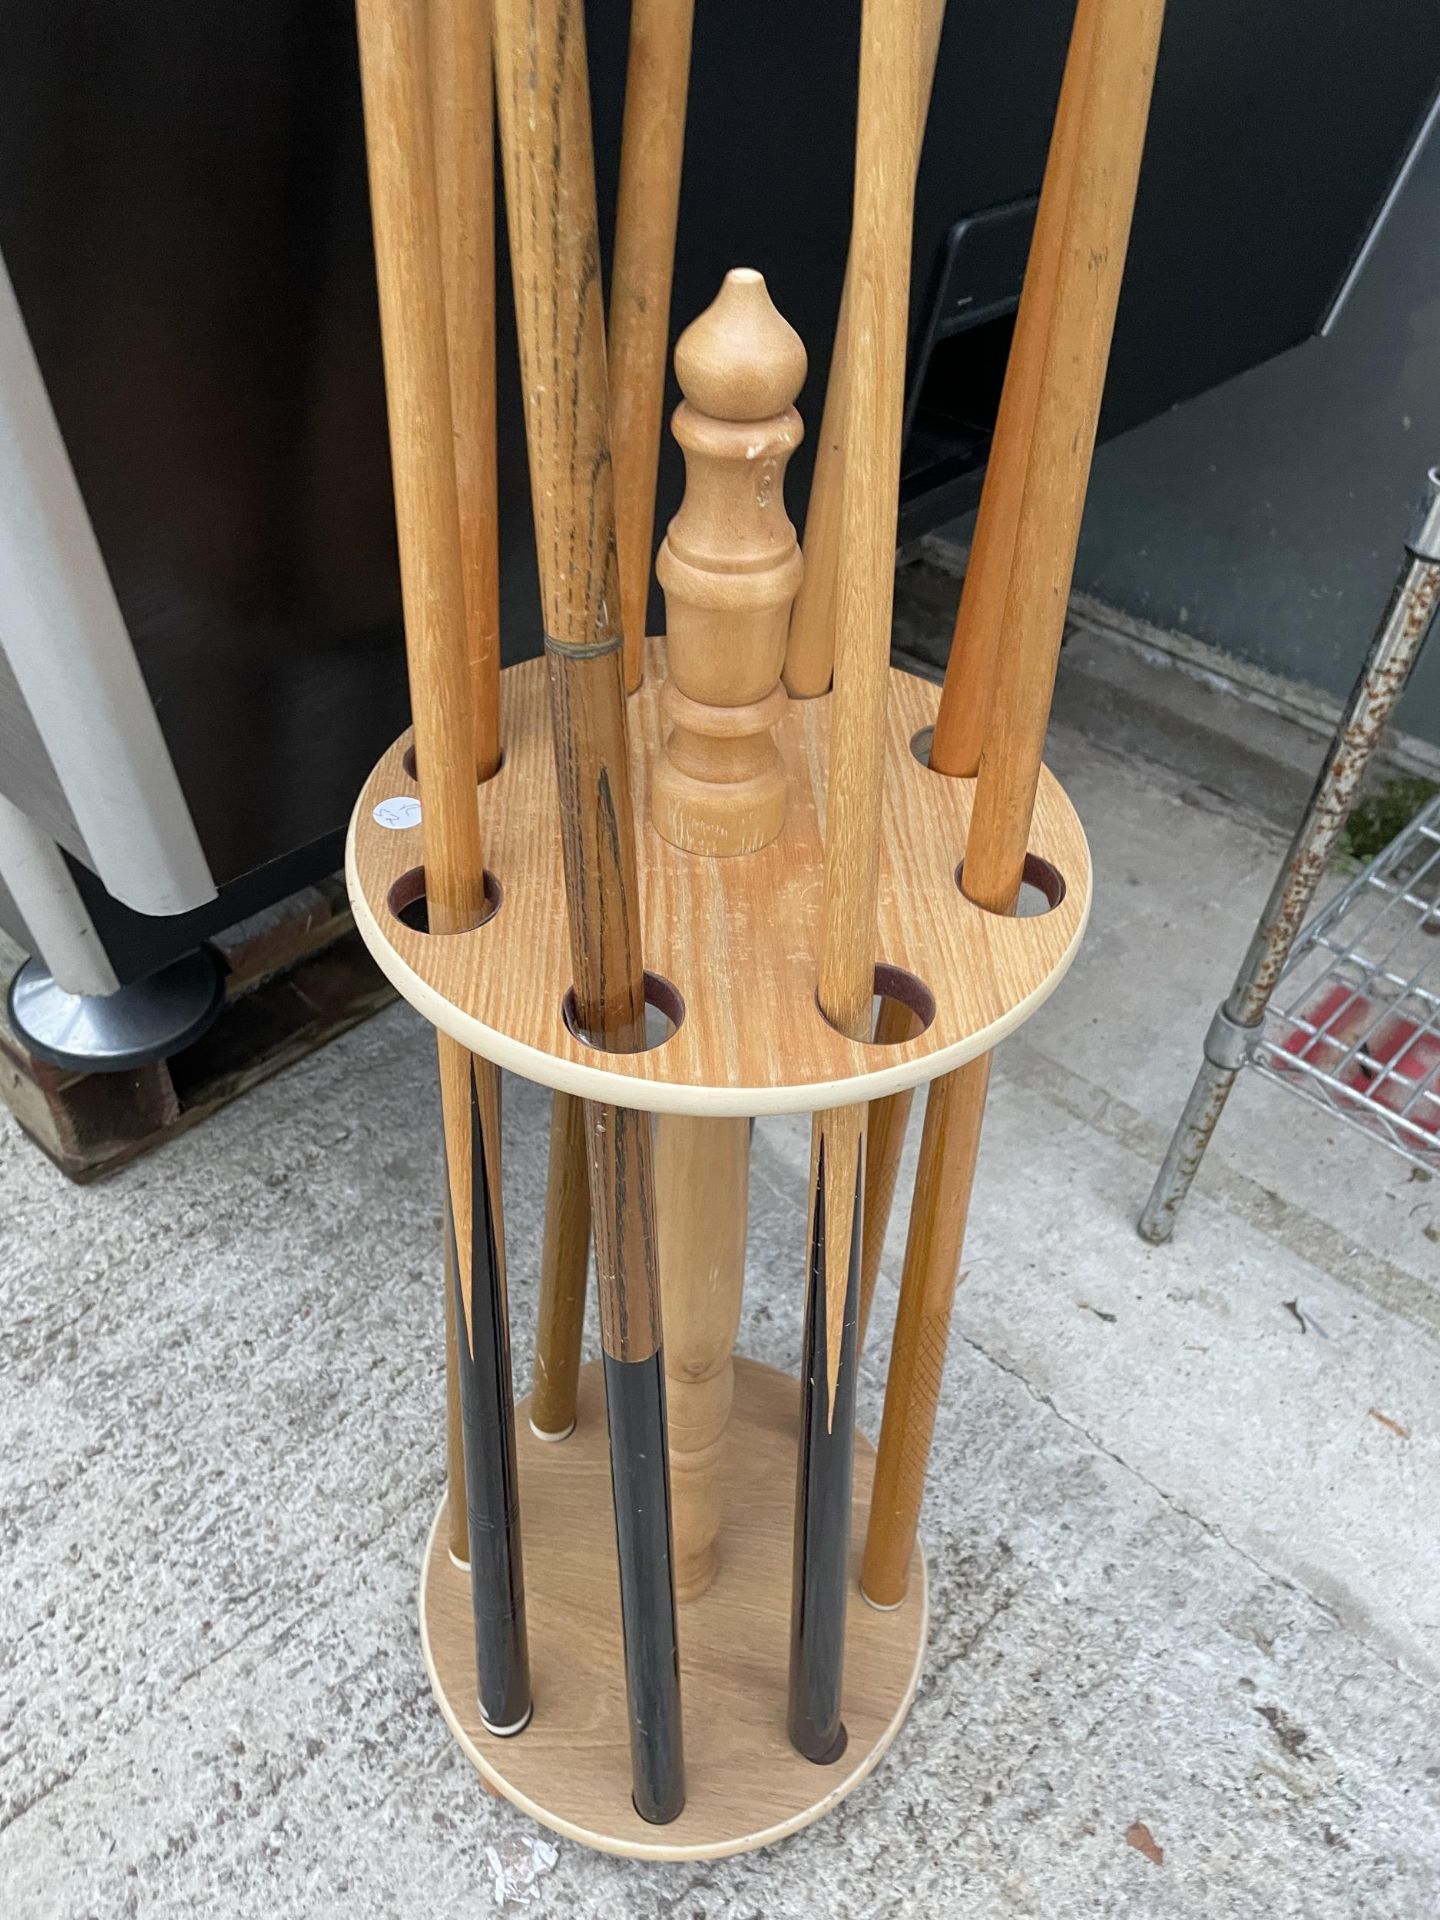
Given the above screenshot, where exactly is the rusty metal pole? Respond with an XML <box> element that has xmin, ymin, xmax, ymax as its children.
<box><xmin>1140</xmin><ymin>466</ymin><xmax>1440</xmax><ymax>1244</ymax></box>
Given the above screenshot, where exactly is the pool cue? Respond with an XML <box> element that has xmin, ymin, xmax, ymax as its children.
<box><xmin>527</xmin><ymin>0</ymin><xmax>693</xmax><ymax>1430</ymax></box>
<box><xmin>929</xmin><ymin>0</ymin><xmax>1096</xmax><ymax>778</ymax></box>
<box><xmin>441</xmin><ymin>1201</ymin><xmax>470</xmax><ymax>1564</ymax></box>
<box><xmin>861</xmin><ymin>0</ymin><xmax>1165</xmax><ymax>1611</ymax></box>
<box><xmin>356</xmin><ymin>0</ymin><xmax>531</xmax><ymax>1733</ymax></box>
<box><xmin>492</xmin><ymin>0</ymin><xmax>685</xmax><ymax>1823</ymax></box>
<box><xmin>430</xmin><ymin>0</ymin><xmax>502</xmax><ymax>778</ymax></box>
<box><xmin>611</xmin><ymin>0</ymin><xmax>696</xmax><ymax>694</ymax></box>
<box><xmin>857</xmin><ymin>0</ymin><xmax>1093</xmax><ymax>1360</ymax></box>
<box><xmin>789</xmin><ymin>0</ymin><xmax>921</xmax><ymax>1765</ymax></box>
<box><xmin>781</xmin><ymin>0</ymin><xmax>945</xmax><ymax>701</ymax></box>
<box><xmin>430</xmin><ymin>0</ymin><xmax>504</xmax><ymax>1568</ymax></box>
<box><xmin>529</xmin><ymin>1089</ymin><xmax>590</xmax><ymax>1440</ymax></box>
<box><xmin>855</xmin><ymin>995</ymin><xmax>921</xmax><ymax>1355</ymax></box>
<box><xmin>791</xmin><ymin>0</ymin><xmax>944</xmax><ymax>1352</ymax></box>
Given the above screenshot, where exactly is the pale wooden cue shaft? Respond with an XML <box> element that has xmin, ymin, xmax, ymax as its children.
<box><xmin>781</xmin><ymin>0</ymin><xmax>946</xmax><ymax>700</ymax></box>
<box><xmin>856</xmin><ymin>0</ymin><xmax>1095</xmax><ymax>1343</ymax></box>
<box><xmin>526</xmin><ymin>0</ymin><xmax>610</xmax><ymax>1451</ymax></box>
<box><xmin>492</xmin><ymin>0</ymin><xmax>684</xmax><ymax>1823</ymax></box>
<box><xmin>929</xmin><ymin>0</ymin><xmax>1098</xmax><ymax>778</ymax></box>
<box><xmin>968</xmin><ymin>0</ymin><xmax>1163</xmax><ymax>909</ymax></box>
<box><xmin>442</xmin><ymin>1188</ymin><xmax>469</xmax><ymax>1564</ymax></box>
<box><xmin>611</xmin><ymin>0</ymin><xmax>696</xmax><ymax>694</ymax></box>
<box><xmin>530</xmin><ymin>1090</ymin><xmax>590</xmax><ymax>1441</ymax></box>
<box><xmin>429</xmin><ymin>0</ymin><xmax>502</xmax><ymax>777</ymax></box>
<box><xmin>856</xmin><ymin>994</ymin><xmax>922</xmax><ymax>1355</ymax></box>
<box><xmin>790</xmin><ymin>0</ymin><xmax>928</xmax><ymax>1764</ymax></box>
<box><xmin>429</xmin><ymin>0</ymin><xmax>503</xmax><ymax>1568</ymax></box>
<box><xmin>862</xmin><ymin>0</ymin><xmax>1166</xmax><ymax>1611</ymax></box>
<box><xmin>355</xmin><ymin>0</ymin><xmax>531</xmax><ymax>1734</ymax></box>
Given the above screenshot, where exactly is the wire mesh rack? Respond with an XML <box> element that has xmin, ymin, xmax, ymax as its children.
<box><xmin>1251</xmin><ymin>791</ymin><xmax>1440</xmax><ymax>1170</ymax></box>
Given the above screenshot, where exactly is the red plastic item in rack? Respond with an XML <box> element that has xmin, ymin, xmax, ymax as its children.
<box><xmin>1280</xmin><ymin>982</ymin><xmax>1440</xmax><ymax>1137</ymax></box>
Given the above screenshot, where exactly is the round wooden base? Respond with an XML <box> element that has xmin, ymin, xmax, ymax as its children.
<box><xmin>420</xmin><ymin>1357</ymin><xmax>927</xmax><ymax>1860</ymax></box>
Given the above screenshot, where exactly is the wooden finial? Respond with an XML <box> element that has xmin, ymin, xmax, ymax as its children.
<box><xmin>652</xmin><ymin>269</ymin><xmax>806</xmax><ymax>857</ymax></box>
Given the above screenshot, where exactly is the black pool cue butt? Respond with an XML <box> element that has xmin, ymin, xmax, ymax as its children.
<box><xmin>447</xmin><ymin>1066</ymin><xmax>532</xmax><ymax>1739</ymax></box>
<box><xmin>788</xmin><ymin>1141</ymin><xmax>863</xmax><ymax>1763</ymax></box>
<box><xmin>602</xmin><ymin>1347</ymin><xmax>686</xmax><ymax>1823</ymax></box>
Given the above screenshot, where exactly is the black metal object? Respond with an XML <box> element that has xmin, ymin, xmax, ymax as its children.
<box><xmin>901</xmin><ymin>196</ymin><xmax>1039</xmax><ymax>525</ymax></box>
<box><xmin>7</xmin><ymin>945</ymin><xmax>224</xmax><ymax>1072</ymax></box>
<box><xmin>788</xmin><ymin>1138</ymin><xmax>862</xmax><ymax>1765</ymax></box>
<box><xmin>444</xmin><ymin>1062</ymin><xmax>531</xmax><ymax>1737</ymax></box>
<box><xmin>601</xmin><ymin>1348</ymin><xmax>685</xmax><ymax>1824</ymax></box>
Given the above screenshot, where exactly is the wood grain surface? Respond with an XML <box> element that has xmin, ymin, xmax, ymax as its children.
<box><xmin>781</xmin><ymin>0</ymin><xmax>946</xmax><ymax>700</ymax></box>
<box><xmin>419</xmin><ymin>1358</ymin><xmax>926</xmax><ymax>1859</ymax></box>
<box><xmin>610</xmin><ymin>0</ymin><xmax>695</xmax><ymax>693</ymax></box>
<box><xmin>929</xmin><ymin>0</ymin><xmax>1097</xmax><ymax>780</ymax></box>
<box><xmin>862</xmin><ymin>0</ymin><xmax>1164</xmax><ymax>1611</ymax></box>
<box><xmin>964</xmin><ymin>0</ymin><xmax>1164</xmax><ymax>914</ymax></box>
<box><xmin>353</xmin><ymin>652</ymin><xmax>1090</xmax><ymax>1121</ymax></box>
<box><xmin>856</xmin><ymin>994</ymin><xmax>923</xmax><ymax>1354</ymax></box>
<box><xmin>347</xmin><ymin>649</ymin><xmax>1090</xmax><ymax>1114</ymax></box>
<box><xmin>861</xmin><ymin>1050</ymin><xmax>990</xmax><ymax>1606</ymax></box>
<box><xmin>530</xmin><ymin>1089</ymin><xmax>590</xmax><ymax>1440</ymax></box>
<box><xmin>653</xmin><ymin>270</ymin><xmax>805</xmax><ymax>856</ymax></box>
<box><xmin>428</xmin><ymin>0</ymin><xmax>502</xmax><ymax>778</ymax></box>
<box><xmin>355</xmin><ymin>0</ymin><xmax>485</xmax><ymax>933</ymax></box>
<box><xmin>654</xmin><ymin>1113</ymin><xmax>749</xmax><ymax>1601</ymax></box>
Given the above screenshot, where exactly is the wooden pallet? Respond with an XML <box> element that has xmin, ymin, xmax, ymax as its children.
<box><xmin>0</xmin><ymin>876</ymin><xmax>394</xmax><ymax>1183</ymax></box>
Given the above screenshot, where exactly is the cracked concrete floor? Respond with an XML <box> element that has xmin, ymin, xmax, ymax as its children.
<box><xmin>3</xmin><ymin>703</ymin><xmax>1439</xmax><ymax>1919</ymax></box>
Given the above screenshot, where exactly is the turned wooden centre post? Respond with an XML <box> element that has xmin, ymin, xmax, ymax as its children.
<box><xmin>653</xmin><ymin>268</ymin><xmax>806</xmax><ymax>1600</ymax></box>
<box><xmin>652</xmin><ymin>267</ymin><xmax>806</xmax><ymax>857</ymax></box>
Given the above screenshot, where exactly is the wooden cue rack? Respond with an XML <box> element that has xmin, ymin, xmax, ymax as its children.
<box><xmin>346</xmin><ymin>263</ymin><xmax>1091</xmax><ymax>1852</ymax></box>
<box><xmin>345</xmin><ymin>0</ymin><xmax>1135</xmax><ymax>1859</ymax></box>
<box><xmin>349</xmin><ymin>647</ymin><xmax>1088</xmax><ymax>1858</ymax></box>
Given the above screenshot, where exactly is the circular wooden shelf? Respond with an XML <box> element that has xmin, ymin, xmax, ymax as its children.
<box><xmin>420</xmin><ymin>1357</ymin><xmax>927</xmax><ymax>1860</ymax></box>
<box><xmin>348</xmin><ymin>648</ymin><xmax>1091</xmax><ymax>1115</ymax></box>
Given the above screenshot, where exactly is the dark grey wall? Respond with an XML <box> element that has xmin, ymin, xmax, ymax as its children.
<box><xmin>1070</xmin><ymin>121</ymin><xmax>1440</xmax><ymax>748</ymax></box>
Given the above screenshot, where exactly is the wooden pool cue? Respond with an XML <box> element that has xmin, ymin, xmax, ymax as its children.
<box><xmin>441</xmin><ymin>1197</ymin><xmax>469</xmax><ymax>1565</ymax></box>
<box><xmin>652</xmin><ymin>269</ymin><xmax>807</xmax><ymax>1600</ymax></box>
<box><xmin>611</xmin><ymin>0</ymin><xmax>696</xmax><ymax>695</ymax></box>
<box><xmin>430</xmin><ymin>0</ymin><xmax>505</xmax><ymax>1566</ymax></box>
<box><xmin>856</xmin><ymin>0</ymin><xmax>1093</xmax><ymax>1361</ymax></box>
<box><xmin>355</xmin><ymin>0</ymin><xmax>531</xmax><ymax>1734</ymax></box>
<box><xmin>430</xmin><ymin>0</ymin><xmax>502</xmax><ymax>778</ymax></box>
<box><xmin>929</xmin><ymin>0</ymin><xmax>1096</xmax><ymax>779</ymax></box>
<box><xmin>861</xmin><ymin>0</ymin><xmax>1165</xmax><ymax>1611</ymax></box>
<box><xmin>789</xmin><ymin>0</ymin><xmax>920</xmax><ymax>1765</ymax></box>
<box><xmin>854</xmin><ymin>992</ymin><xmax>921</xmax><ymax>1355</ymax></box>
<box><xmin>528</xmin><ymin>0</ymin><xmax>693</xmax><ymax>1434</ymax></box>
<box><xmin>781</xmin><ymin>0</ymin><xmax>945</xmax><ymax>701</ymax></box>
<box><xmin>529</xmin><ymin>1089</ymin><xmax>590</xmax><ymax>1441</ymax></box>
<box><xmin>492</xmin><ymin>0</ymin><xmax>685</xmax><ymax>1823</ymax></box>
<box><xmin>790</xmin><ymin>0</ymin><xmax>944</xmax><ymax>1354</ymax></box>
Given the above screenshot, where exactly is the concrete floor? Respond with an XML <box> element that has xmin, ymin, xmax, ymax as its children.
<box><xmin>3</xmin><ymin>670</ymin><xmax>1438</xmax><ymax>1918</ymax></box>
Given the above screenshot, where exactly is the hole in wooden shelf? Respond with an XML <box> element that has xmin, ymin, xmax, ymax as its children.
<box><xmin>387</xmin><ymin>866</ymin><xmax>502</xmax><ymax>935</ymax></box>
<box><xmin>561</xmin><ymin>972</ymin><xmax>685</xmax><ymax>1054</ymax></box>
<box><xmin>955</xmin><ymin>852</ymin><xmax>1066</xmax><ymax>918</ymax></box>
<box><xmin>401</xmin><ymin>744</ymin><xmax>504</xmax><ymax>785</ymax></box>
<box><xmin>817</xmin><ymin>964</ymin><xmax>937</xmax><ymax>1044</ymax></box>
<box><xmin>909</xmin><ymin>726</ymin><xmax>935</xmax><ymax>768</ymax></box>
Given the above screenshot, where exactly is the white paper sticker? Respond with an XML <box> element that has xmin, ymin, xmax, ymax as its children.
<box><xmin>372</xmin><ymin>795</ymin><xmax>422</xmax><ymax>830</ymax></box>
